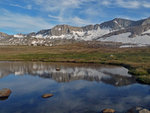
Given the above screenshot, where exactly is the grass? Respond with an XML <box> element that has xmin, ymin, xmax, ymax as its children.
<box><xmin>0</xmin><ymin>43</ymin><xmax>150</xmax><ymax>84</ymax></box>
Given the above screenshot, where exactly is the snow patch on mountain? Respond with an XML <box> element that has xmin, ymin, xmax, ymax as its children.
<box><xmin>14</xmin><ymin>34</ymin><xmax>24</xmax><ymax>38</ymax></box>
<box><xmin>33</xmin><ymin>27</ymin><xmax>111</xmax><ymax>41</ymax></box>
<box><xmin>83</xmin><ymin>27</ymin><xmax>110</xmax><ymax>40</ymax></box>
<box><xmin>120</xmin><ymin>44</ymin><xmax>147</xmax><ymax>48</ymax></box>
<box><xmin>99</xmin><ymin>32</ymin><xmax>150</xmax><ymax>45</ymax></box>
<box><xmin>142</xmin><ymin>29</ymin><xmax>150</xmax><ymax>34</ymax></box>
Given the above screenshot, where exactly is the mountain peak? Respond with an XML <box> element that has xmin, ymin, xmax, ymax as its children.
<box><xmin>113</xmin><ymin>18</ymin><xmax>132</xmax><ymax>21</ymax></box>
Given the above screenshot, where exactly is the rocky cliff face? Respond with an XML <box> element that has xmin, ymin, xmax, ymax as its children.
<box><xmin>100</xmin><ymin>18</ymin><xmax>135</xmax><ymax>30</ymax></box>
<box><xmin>51</xmin><ymin>25</ymin><xmax>83</xmax><ymax>36</ymax></box>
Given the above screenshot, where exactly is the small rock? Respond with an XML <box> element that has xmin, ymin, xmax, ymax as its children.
<box><xmin>42</xmin><ymin>94</ymin><xmax>53</xmax><ymax>98</ymax></box>
<box><xmin>102</xmin><ymin>108</ymin><xmax>115</xmax><ymax>113</ymax></box>
<box><xmin>56</xmin><ymin>68</ymin><xmax>60</xmax><ymax>71</ymax></box>
<box><xmin>139</xmin><ymin>109</ymin><xmax>150</xmax><ymax>113</ymax></box>
<box><xmin>126</xmin><ymin>107</ymin><xmax>150</xmax><ymax>113</ymax></box>
<box><xmin>0</xmin><ymin>88</ymin><xmax>11</xmax><ymax>100</ymax></box>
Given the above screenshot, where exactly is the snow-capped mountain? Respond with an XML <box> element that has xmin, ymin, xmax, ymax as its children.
<box><xmin>25</xmin><ymin>18</ymin><xmax>135</xmax><ymax>40</ymax></box>
<box><xmin>1</xmin><ymin>17</ymin><xmax>150</xmax><ymax>47</ymax></box>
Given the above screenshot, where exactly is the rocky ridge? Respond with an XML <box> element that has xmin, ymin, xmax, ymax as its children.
<box><xmin>1</xmin><ymin>17</ymin><xmax>150</xmax><ymax>47</ymax></box>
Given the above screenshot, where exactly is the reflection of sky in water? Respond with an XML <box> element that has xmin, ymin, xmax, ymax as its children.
<box><xmin>0</xmin><ymin>62</ymin><xmax>150</xmax><ymax>113</ymax></box>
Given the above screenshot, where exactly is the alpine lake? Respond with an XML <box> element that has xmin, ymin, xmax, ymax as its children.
<box><xmin>0</xmin><ymin>62</ymin><xmax>150</xmax><ymax>113</ymax></box>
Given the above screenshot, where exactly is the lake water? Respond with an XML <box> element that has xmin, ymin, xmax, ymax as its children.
<box><xmin>0</xmin><ymin>62</ymin><xmax>150</xmax><ymax>113</ymax></box>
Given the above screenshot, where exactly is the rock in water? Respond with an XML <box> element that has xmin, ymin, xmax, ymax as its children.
<box><xmin>42</xmin><ymin>94</ymin><xmax>53</xmax><ymax>98</ymax></box>
<box><xmin>126</xmin><ymin>107</ymin><xmax>150</xmax><ymax>113</ymax></box>
<box><xmin>56</xmin><ymin>68</ymin><xmax>60</xmax><ymax>71</ymax></box>
<box><xmin>102</xmin><ymin>108</ymin><xmax>115</xmax><ymax>113</ymax></box>
<box><xmin>139</xmin><ymin>109</ymin><xmax>150</xmax><ymax>113</ymax></box>
<box><xmin>0</xmin><ymin>88</ymin><xmax>11</xmax><ymax>100</ymax></box>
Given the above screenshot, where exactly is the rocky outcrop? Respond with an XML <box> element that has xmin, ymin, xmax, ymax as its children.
<box><xmin>100</xmin><ymin>18</ymin><xmax>135</xmax><ymax>30</ymax></box>
<box><xmin>51</xmin><ymin>25</ymin><xmax>83</xmax><ymax>36</ymax></box>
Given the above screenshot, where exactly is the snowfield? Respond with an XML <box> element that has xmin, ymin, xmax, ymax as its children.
<box><xmin>32</xmin><ymin>27</ymin><xmax>111</xmax><ymax>41</ymax></box>
<box><xmin>99</xmin><ymin>32</ymin><xmax>150</xmax><ymax>46</ymax></box>
<box><xmin>142</xmin><ymin>29</ymin><xmax>150</xmax><ymax>34</ymax></box>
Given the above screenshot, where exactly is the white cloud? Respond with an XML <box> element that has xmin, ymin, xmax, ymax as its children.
<box><xmin>32</xmin><ymin>0</ymin><xmax>85</xmax><ymax>12</ymax></box>
<box><xmin>10</xmin><ymin>4</ymin><xmax>32</xmax><ymax>10</ymax></box>
<box><xmin>116</xmin><ymin>0</ymin><xmax>141</xmax><ymax>9</ymax></box>
<box><xmin>83</xmin><ymin>8</ymin><xmax>100</xmax><ymax>16</ymax></box>
<box><xmin>48</xmin><ymin>14</ymin><xmax>93</xmax><ymax>26</ymax></box>
<box><xmin>70</xmin><ymin>17</ymin><xmax>92</xmax><ymax>26</ymax></box>
<box><xmin>101</xmin><ymin>0</ymin><xmax>111</xmax><ymax>6</ymax></box>
<box><xmin>115</xmin><ymin>0</ymin><xmax>150</xmax><ymax>9</ymax></box>
<box><xmin>0</xmin><ymin>9</ymin><xmax>53</xmax><ymax>33</ymax></box>
<box><xmin>143</xmin><ymin>2</ymin><xmax>150</xmax><ymax>8</ymax></box>
<box><xmin>48</xmin><ymin>14</ymin><xmax>63</xmax><ymax>21</ymax></box>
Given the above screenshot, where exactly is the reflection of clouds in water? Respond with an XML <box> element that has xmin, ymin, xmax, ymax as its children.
<box><xmin>0</xmin><ymin>62</ymin><xmax>148</xmax><ymax>113</ymax></box>
<box><xmin>0</xmin><ymin>75</ymin><xmax>56</xmax><ymax>95</ymax></box>
<box><xmin>0</xmin><ymin>75</ymin><xmax>149</xmax><ymax>113</ymax></box>
<box><xmin>31</xmin><ymin>82</ymin><xmax>150</xmax><ymax>113</ymax></box>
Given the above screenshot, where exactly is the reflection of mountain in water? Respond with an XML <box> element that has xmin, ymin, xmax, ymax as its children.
<box><xmin>0</xmin><ymin>62</ymin><xmax>136</xmax><ymax>86</ymax></box>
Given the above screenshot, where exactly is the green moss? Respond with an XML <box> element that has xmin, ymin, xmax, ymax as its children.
<box><xmin>128</xmin><ymin>68</ymin><xmax>148</xmax><ymax>76</ymax></box>
<box><xmin>136</xmin><ymin>75</ymin><xmax>150</xmax><ymax>84</ymax></box>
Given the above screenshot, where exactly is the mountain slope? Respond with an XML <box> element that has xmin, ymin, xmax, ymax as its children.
<box><xmin>1</xmin><ymin>17</ymin><xmax>150</xmax><ymax>47</ymax></box>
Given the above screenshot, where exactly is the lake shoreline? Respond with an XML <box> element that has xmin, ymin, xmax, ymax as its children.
<box><xmin>0</xmin><ymin>60</ymin><xmax>147</xmax><ymax>84</ymax></box>
<box><xmin>0</xmin><ymin>44</ymin><xmax>150</xmax><ymax>84</ymax></box>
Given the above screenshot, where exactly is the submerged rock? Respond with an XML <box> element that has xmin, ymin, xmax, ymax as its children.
<box><xmin>102</xmin><ymin>108</ymin><xmax>115</xmax><ymax>113</ymax></box>
<box><xmin>126</xmin><ymin>107</ymin><xmax>150</xmax><ymax>113</ymax></box>
<box><xmin>56</xmin><ymin>68</ymin><xmax>60</xmax><ymax>71</ymax></box>
<box><xmin>42</xmin><ymin>94</ymin><xmax>53</xmax><ymax>98</ymax></box>
<box><xmin>0</xmin><ymin>88</ymin><xmax>11</xmax><ymax>100</ymax></box>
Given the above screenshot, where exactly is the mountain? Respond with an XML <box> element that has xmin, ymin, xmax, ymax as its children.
<box><xmin>29</xmin><ymin>18</ymin><xmax>135</xmax><ymax>38</ymax></box>
<box><xmin>100</xmin><ymin>18</ymin><xmax>135</xmax><ymax>30</ymax></box>
<box><xmin>1</xmin><ymin>17</ymin><xmax>150</xmax><ymax>47</ymax></box>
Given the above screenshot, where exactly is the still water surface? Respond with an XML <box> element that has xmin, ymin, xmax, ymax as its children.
<box><xmin>0</xmin><ymin>62</ymin><xmax>149</xmax><ymax>113</ymax></box>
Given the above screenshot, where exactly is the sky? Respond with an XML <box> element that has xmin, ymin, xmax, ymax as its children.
<box><xmin>0</xmin><ymin>0</ymin><xmax>150</xmax><ymax>34</ymax></box>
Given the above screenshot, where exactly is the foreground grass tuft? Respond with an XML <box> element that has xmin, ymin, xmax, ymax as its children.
<box><xmin>137</xmin><ymin>75</ymin><xmax>150</xmax><ymax>84</ymax></box>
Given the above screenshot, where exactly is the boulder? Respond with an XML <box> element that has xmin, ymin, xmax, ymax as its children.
<box><xmin>102</xmin><ymin>108</ymin><xmax>115</xmax><ymax>113</ymax></box>
<box><xmin>56</xmin><ymin>68</ymin><xmax>60</xmax><ymax>71</ymax></box>
<box><xmin>0</xmin><ymin>88</ymin><xmax>11</xmax><ymax>100</ymax></box>
<box><xmin>126</xmin><ymin>107</ymin><xmax>150</xmax><ymax>113</ymax></box>
<box><xmin>42</xmin><ymin>94</ymin><xmax>53</xmax><ymax>98</ymax></box>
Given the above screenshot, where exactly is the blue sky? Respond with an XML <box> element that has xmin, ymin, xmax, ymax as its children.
<box><xmin>0</xmin><ymin>0</ymin><xmax>150</xmax><ymax>34</ymax></box>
